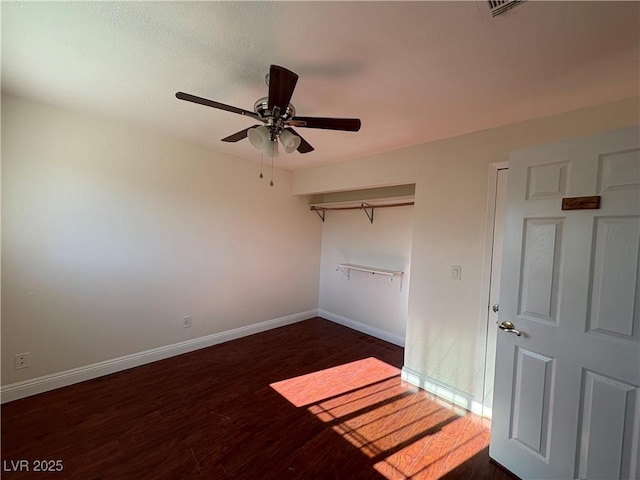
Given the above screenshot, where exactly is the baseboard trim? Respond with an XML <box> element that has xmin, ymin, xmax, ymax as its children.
<box><xmin>401</xmin><ymin>366</ymin><xmax>491</xmax><ymax>418</ymax></box>
<box><xmin>318</xmin><ymin>310</ymin><xmax>405</xmax><ymax>347</ymax></box>
<box><xmin>1</xmin><ymin>309</ymin><xmax>318</xmax><ymax>404</ymax></box>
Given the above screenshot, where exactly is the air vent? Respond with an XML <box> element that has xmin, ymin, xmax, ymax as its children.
<box><xmin>489</xmin><ymin>0</ymin><xmax>524</xmax><ymax>17</ymax></box>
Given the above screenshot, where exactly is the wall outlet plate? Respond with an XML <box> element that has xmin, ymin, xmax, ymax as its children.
<box><xmin>15</xmin><ymin>352</ymin><xmax>30</xmax><ymax>369</ymax></box>
<box><xmin>183</xmin><ymin>316</ymin><xmax>192</xmax><ymax>328</ymax></box>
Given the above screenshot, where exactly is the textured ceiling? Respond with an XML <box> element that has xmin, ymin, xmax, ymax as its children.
<box><xmin>2</xmin><ymin>1</ymin><xmax>638</xmax><ymax>170</ymax></box>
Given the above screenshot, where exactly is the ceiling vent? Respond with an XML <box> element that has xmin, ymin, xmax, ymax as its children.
<box><xmin>489</xmin><ymin>0</ymin><xmax>524</xmax><ymax>17</ymax></box>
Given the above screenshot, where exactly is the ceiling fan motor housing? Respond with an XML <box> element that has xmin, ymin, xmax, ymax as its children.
<box><xmin>253</xmin><ymin>97</ymin><xmax>296</xmax><ymax>138</ymax></box>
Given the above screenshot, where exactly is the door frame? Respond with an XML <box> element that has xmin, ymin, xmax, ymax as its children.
<box><xmin>475</xmin><ymin>160</ymin><xmax>509</xmax><ymax>419</ymax></box>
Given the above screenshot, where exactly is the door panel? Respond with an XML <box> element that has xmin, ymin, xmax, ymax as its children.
<box><xmin>490</xmin><ymin>126</ymin><xmax>640</xmax><ymax>480</ymax></box>
<box><xmin>519</xmin><ymin>218</ymin><xmax>563</xmax><ymax>323</ymax></box>
<box><xmin>598</xmin><ymin>148</ymin><xmax>640</xmax><ymax>192</ymax></box>
<box><xmin>510</xmin><ymin>347</ymin><xmax>554</xmax><ymax>459</ymax></box>
<box><xmin>526</xmin><ymin>160</ymin><xmax>569</xmax><ymax>199</ymax></box>
<box><xmin>588</xmin><ymin>216</ymin><xmax>640</xmax><ymax>341</ymax></box>
<box><xmin>576</xmin><ymin>370</ymin><xmax>640</xmax><ymax>480</ymax></box>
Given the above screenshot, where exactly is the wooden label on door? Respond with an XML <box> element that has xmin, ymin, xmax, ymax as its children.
<box><xmin>562</xmin><ymin>195</ymin><xmax>601</xmax><ymax>210</ymax></box>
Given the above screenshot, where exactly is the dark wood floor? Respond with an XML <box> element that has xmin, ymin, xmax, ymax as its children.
<box><xmin>2</xmin><ymin>317</ymin><xmax>517</xmax><ymax>479</ymax></box>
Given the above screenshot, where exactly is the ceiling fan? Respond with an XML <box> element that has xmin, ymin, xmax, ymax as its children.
<box><xmin>176</xmin><ymin>65</ymin><xmax>361</xmax><ymax>157</ymax></box>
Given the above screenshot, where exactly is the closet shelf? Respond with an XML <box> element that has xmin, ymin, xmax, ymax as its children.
<box><xmin>309</xmin><ymin>197</ymin><xmax>414</xmax><ymax>223</ymax></box>
<box><xmin>336</xmin><ymin>263</ymin><xmax>404</xmax><ymax>290</ymax></box>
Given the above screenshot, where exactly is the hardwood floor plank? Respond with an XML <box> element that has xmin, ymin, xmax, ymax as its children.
<box><xmin>1</xmin><ymin>317</ymin><xmax>516</xmax><ymax>479</ymax></box>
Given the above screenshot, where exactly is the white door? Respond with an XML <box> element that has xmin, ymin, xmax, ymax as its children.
<box><xmin>490</xmin><ymin>126</ymin><xmax>640</xmax><ymax>479</ymax></box>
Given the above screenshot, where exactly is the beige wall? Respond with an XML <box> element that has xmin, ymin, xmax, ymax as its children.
<box><xmin>293</xmin><ymin>97</ymin><xmax>640</xmax><ymax>401</ymax></box>
<box><xmin>1</xmin><ymin>94</ymin><xmax>322</xmax><ymax>385</ymax></box>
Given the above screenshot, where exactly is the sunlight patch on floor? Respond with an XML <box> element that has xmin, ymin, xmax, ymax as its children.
<box><xmin>270</xmin><ymin>357</ymin><xmax>402</xmax><ymax>407</ymax></box>
<box><xmin>374</xmin><ymin>427</ymin><xmax>488</xmax><ymax>479</ymax></box>
<box><xmin>270</xmin><ymin>357</ymin><xmax>490</xmax><ymax>479</ymax></box>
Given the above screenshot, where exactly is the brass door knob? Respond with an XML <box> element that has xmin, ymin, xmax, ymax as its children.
<box><xmin>499</xmin><ymin>321</ymin><xmax>522</xmax><ymax>336</ymax></box>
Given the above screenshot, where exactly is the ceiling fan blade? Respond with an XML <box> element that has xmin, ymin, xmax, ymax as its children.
<box><xmin>285</xmin><ymin>127</ymin><xmax>314</xmax><ymax>154</ymax></box>
<box><xmin>221</xmin><ymin>125</ymin><xmax>261</xmax><ymax>143</ymax></box>
<box><xmin>268</xmin><ymin>65</ymin><xmax>299</xmax><ymax>114</ymax></box>
<box><xmin>176</xmin><ymin>92</ymin><xmax>260</xmax><ymax>120</ymax></box>
<box><xmin>290</xmin><ymin>116</ymin><xmax>361</xmax><ymax>132</ymax></box>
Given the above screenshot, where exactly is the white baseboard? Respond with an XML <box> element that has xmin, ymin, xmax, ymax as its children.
<box><xmin>1</xmin><ymin>309</ymin><xmax>318</xmax><ymax>404</ymax></box>
<box><xmin>401</xmin><ymin>366</ymin><xmax>491</xmax><ymax>418</ymax></box>
<box><xmin>318</xmin><ymin>309</ymin><xmax>405</xmax><ymax>347</ymax></box>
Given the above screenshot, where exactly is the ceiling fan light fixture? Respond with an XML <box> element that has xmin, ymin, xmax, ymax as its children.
<box><xmin>248</xmin><ymin>125</ymin><xmax>269</xmax><ymax>150</ymax></box>
<box><xmin>279</xmin><ymin>129</ymin><xmax>301</xmax><ymax>154</ymax></box>
<box><xmin>263</xmin><ymin>138</ymin><xmax>279</xmax><ymax>158</ymax></box>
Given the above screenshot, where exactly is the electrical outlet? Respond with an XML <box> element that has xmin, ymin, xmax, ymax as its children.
<box><xmin>183</xmin><ymin>316</ymin><xmax>192</xmax><ymax>328</ymax></box>
<box><xmin>15</xmin><ymin>352</ymin><xmax>30</xmax><ymax>370</ymax></box>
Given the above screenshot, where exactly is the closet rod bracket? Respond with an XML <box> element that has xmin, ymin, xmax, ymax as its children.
<box><xmin>361</xmin><ymin>203</ymin><xmax>374</xmax><ymax>224</ymax></box>
<box><xmin>310</xmin><ymin>206</ymin><xmax>325</xmax><ymax>222</ymax></box>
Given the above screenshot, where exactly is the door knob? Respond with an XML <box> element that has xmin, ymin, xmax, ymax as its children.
<box><xmin>492</xmin><ymin>304</ymin><xmax>499</xmax><ymax>313</ymax></box>
<box><xmin>499</xmin><ymin>321</ymin><xmax>521</xmax><ymax>336</ymax></box>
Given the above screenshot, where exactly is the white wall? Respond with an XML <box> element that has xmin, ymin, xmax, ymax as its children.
<box><xmin>293</xmin><ymin>97</ymin><xmax>640</xmax><ymax>404</ymax></box>
<box><xmin>1</xmin><ymin>94</ymin><xmax>322</xmax><ymax>386</ymax></box>
<box><xmin>318</xmin><ymin>205</ymin><xmax>413</xmax><ymax>345</ymax></box>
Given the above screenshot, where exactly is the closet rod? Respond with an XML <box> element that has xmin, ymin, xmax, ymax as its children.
<box><xmin>309</xmin><ymin>201</ymin><xmax>414</xmax><ymax>212</ymax></box>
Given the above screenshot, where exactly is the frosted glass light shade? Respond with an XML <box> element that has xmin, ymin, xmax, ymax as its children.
<box><xmin>248</xmin><ymin>126</ymin><xmax>269</xmax><ymax>150</ymax></box>
<box><xmin>279</xmin><ymin>129</ymin><xmax>301</xmax><ymax>153</ymax></box>
<box><xmin>263</xmin><ymin>138</ymin><xmax>279</xmax><ymax>157</ymax></box>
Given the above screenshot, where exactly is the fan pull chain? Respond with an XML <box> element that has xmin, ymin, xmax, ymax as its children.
<box><xmin>270</xmin><ymin>151</ymin><xmax>274</xmax><ymax>187</ymax></box>
<box><xmin>259</xmin><ymin>150</ymin><xmax>264</xmax><ymax>179</ymax></box>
